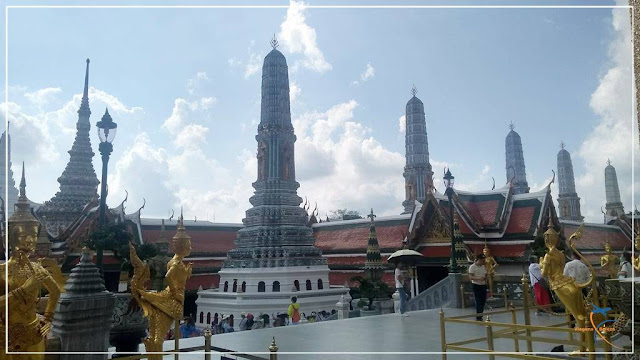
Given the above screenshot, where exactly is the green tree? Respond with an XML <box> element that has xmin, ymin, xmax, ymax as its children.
<box><xmin>329</xmin><ymin>209</ymin><xmax>363</xmax><ymax>221</ymax></box>
<box><xmin>350</xmin><ymin>276</ymin><xmax>394</xmax><ymax>310</ymax></box>
<box><xmin>85</xmin><ymin>223</ymin><xmax>133</xmax><ymax>274</ymax></box>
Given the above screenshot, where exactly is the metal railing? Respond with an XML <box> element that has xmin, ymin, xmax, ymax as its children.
<box><xmin>113</xmin><ymin>325</ymin><xmax>278</xmax><ymax>360</ymax></box>
<box><xmin>441</xmin><ymin>276</ymin><xmax>620</xmax><ymax>360</ymax></box>
<box><xmin>460</xmin><ymin>284</ymin><xmax>509</xmax><ymax>309</ymax></box>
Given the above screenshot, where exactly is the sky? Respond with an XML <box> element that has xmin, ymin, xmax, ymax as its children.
<box><xmin>1</xmin><ymin>0</ymin><xmax>637</xmax><ymax>224</ymax></box>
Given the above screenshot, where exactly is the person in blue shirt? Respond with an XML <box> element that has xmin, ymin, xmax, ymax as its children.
<box><xmin>180</xmin><ymin>317</ymin><xmax>200</xmax><ymax>338</ymax></box>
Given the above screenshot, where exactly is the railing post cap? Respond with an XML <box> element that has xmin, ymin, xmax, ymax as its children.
<box><xmin>269</xmin><ymin>336</ymin><xmax>279</xmax><ymax>352</ymax></box>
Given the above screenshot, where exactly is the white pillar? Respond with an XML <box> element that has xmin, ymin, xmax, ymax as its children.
<box><xmin>336</xmin><ymin>294</ymin><xmax>350</xmax><ymax>319</ymax></box>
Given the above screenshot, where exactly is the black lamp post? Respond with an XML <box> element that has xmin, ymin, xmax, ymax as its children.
<box><xmin>443</xmin><ymin>168</ymin><xmax>458</xmax><ymax>273</ymax></box>
<box><xmin>96</xmin><ymin>108</ymin><xmax>117</xmax><ymax>274</ymax></box>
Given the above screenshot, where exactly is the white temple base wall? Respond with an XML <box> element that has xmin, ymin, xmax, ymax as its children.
<box><xmin>196</xmin><ymin>266</ymin><xmax>348</xmax><ymax>329</ymax></box>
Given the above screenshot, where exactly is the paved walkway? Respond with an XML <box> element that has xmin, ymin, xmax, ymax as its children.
<box><xmin>129</xmin><ymin>307</ymin><xmax>630</xmax><ymax>360</ymax></box>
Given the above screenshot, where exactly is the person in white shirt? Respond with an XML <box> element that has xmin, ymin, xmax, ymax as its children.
<box><xmin>618</xmin><ymin>252</ymin><xmax>634</xmax><ymax>279</ymax></box>
<box><xmin>563</xmin><ymin>251</ymin><xmax>591</xmax><ymax>285</ymax></box>
<box><xmin>528</xmin><ymin>256</ymin><xmax>551</xmax><ymax>315</ymax></box>
<box><xmin>395</xmin><ymin>262</ymin><xmax>409</xmax><ymax>316</ymax></box>
<box><xmin>468</xmin><ymin>254</ymin><xmax>487</xmax><ymax>321</ymax></box>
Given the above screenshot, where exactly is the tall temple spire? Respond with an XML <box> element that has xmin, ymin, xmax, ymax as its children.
<box><xmin>0</xmin><ymin>123</ymin><xmax>19</xmax><ymax>217</ymax></box>
<box><xmin>556</xmin><ymin>142</ymin><xmax>583</xmax><ymax>221</ymax></box>
<box><xmin>402</xmin><ymin>84</ymin><xmax>433</xmax><ymax>214</ymax></box>
<box><xmin>80</xmin><ymin>59</ymin><xmax>90</xmax><ymax>114</ymax></box>
<box><xmin>37</xmin><ymin>59</ymin><xmax>99</xmax><ymax>237</ymax></box>
<box><xmin>604</xmin><ymin>160</ymin><xmax>625</xmax><ymax>218</ymax></box>
<box><xmin>364</xmin><ymin>209</ymin><xmax>383</xmax><ymax>281</ymax></box>
<box><xmin>505</xmin><ymin>123</ymin><xmax>530</xmax><ymax>195</ymax></box>
<box><xmin>222</xmin><ymin>41</ymin><xmax>326</xmax><ymax>270</ymax></box>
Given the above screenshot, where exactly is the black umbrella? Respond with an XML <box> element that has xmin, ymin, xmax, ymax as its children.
<box><xmin>387</xmin><ymin>249</ymin><xmax>424</xmax><ymax>264</ymax></box>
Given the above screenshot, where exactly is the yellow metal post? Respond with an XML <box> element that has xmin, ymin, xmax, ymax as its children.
<box><xmin>521</xmin><ymin>274</ymin><xmax>533</xmax><ymax>353</ymax></box>
<box><xmin>509</xmin><ymin>303</ymin><xmax>519</xmax><ymax>352</ymax></box>
<box><xmin>485</xmin><ymin>316</ymin><xmax>495</xmax><ymax>360</ymax></box>
<box><xmin>174</xmin><ymin>318</ymin><xmax>180</xmax><ymax>360</ymax></box>
<box><xmin>460</xmin><ymin>284</ymin><xmax>465</xmax><ymax>309</ymax></box>
<box><xmin>439</xmin><ymin>308</ymin><xmax>447</xmax><ymax>360</ymax></box>
<box><xmin>602</xmin><ymin>329</ymin><xmax>612</xmax><ymax>360</ymax></box>
<box><xmin>204</xmin><ymin>328</ymin><xmax>212</xmax><ymax>360</ymax></box>
<box><xmin>587</xmin><ymin>329</ymin><xmax>596</xmax><ymax>360</ymax></box>
<box><xmin>566</xmin><ymin>312</ymin><xmax>574</xmax><ymax>343</ymax></box>
<box><xmin>269</xmin><ymin>337</ymin><xmax>279</xmax><ymax>360</ymax></box>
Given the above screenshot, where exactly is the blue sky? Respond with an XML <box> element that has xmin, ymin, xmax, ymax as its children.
<box><xmin>1</xmin><ymin>1</ymin><xmax>637</xmax><ymax>223</ymax></box>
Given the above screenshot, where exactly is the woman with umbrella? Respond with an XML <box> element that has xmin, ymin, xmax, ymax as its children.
<box><xmin>388</xmin><ymin>246</ymin><xmax>424</xmax><ymax>316</ymax></box>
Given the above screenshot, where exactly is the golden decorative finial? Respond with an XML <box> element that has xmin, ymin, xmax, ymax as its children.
<box><xmin>270</xmin><ymin>34</ymin><xmax>279</xmax><ymax>49</ymax></box>
<box><xmin>560</xmin><ymin>141</ymin><xmax>565</xmax><ymax>150</ymax></box>
<box><xmin>269</xmin><ymin>337</ymin><xmax>279</xmax><ymax>352</ymax></box>
<box><xmin>411</xmin><ymin>84</ymin><xmax>417</xmax><ymax>97</ymax></box>
<box><xmin>607</xmin><ymin>158</ymin><xmax>611</xmax><ymax>166</ymax></box>
<box><xmin>509</xmin><ymin>122</ymin><xmax>515</xmax><ymax>131</ymax></box>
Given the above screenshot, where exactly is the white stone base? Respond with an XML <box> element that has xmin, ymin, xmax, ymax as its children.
<box><xmin>196</xmin><ymin>266</ymin><xmax>348</xmax><ymax>329</ymax></box>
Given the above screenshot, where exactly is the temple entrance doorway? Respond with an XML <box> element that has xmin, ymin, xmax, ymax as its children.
<box><xmin>416</xmin><ymin>265</ymin><xmax>449</xmax><ymax>294</ymax></box>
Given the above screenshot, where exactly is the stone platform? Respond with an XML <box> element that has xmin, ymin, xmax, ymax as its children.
<box><xmin>114</xmin><ymin>307</ymin><xmax>631</xmax><ymax>359</ymax></box>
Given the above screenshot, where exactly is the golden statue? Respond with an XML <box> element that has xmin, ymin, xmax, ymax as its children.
<box><xmin>483</xmin><ymin>243</ymin><xmax>498</xmax><ymax>297</ymax></box>
<box><xmin>129</xmin><ymin>212</ymin><xmax>192</xmax><ymax>360</ymax></box>
<box><xmin>540</xmin><ymin>215</ymin><xmax>597</xmax><ymax>352</ymax></box>
<box><xmin>0</xmin><ymin>164</ymin><xmax>62</xmax><ymax>359</ymax></box>
<box><xmin>600</xmin><ymin>241</ymin><xmax>618</xmax><ymax>279</ymax></box>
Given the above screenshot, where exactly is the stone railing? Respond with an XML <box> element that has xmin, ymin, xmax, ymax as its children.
<box><xmin>407</xmin><ymin>275</ymin><xmax>452</xmax><ymax>311</ymax></box>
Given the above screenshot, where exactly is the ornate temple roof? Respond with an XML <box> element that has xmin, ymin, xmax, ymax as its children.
<box><xmin>37</xmin><ymin>59</ymin><xmax>99</xmax><ymax>237</ymax></box>
<box><xmin>313</xmin><ymin>214</ymin><xmax>410</xmax><ymax>254</ymax></box>
<box><xmin>406</xmin><ymin>182</ymin><xmax>555</xmax><ymax>263</ymax></box>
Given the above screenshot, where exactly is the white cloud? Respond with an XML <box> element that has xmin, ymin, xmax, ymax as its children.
<box><xmin>244</xmin><ymin>41</ymin><xmax>263</xmax><ymax>79</ymax></box>
<box><xmin>278</xmin><ymin>0</ymin><xmax>331</xmax><ymax>73</ymax></box>
<box><xmin>291</xmin><ymin>100</ymin><xmax>405</xmax><ymax>216</ymax></box>
<box><xmin>174</xmin><ymin>123</ymin><xmax>209</xmax><ymax>150</ymax></box>
<box><xmin>361</xmin><ymin>63</ymin><xmax>375</xmax><ymax>81</ymax></box>
<box><xmin>1</xmin><ymin>86</ymin><xmax>146</xmax><ymax>204</ymax></box>
<box><xmin>186</xmin><ymin>71</ymin><xmax>209</xmax><ymax>95</ymax></box>
<box><xmin>199</xmin><ymin>96</ymin><xmax>217</xmax><ymax>110</ymax></box>
<box><xmin>162</xmin><ymin>98</ymin><xmax>198</xmax><ymax>134</ymax></box>
<box><xmin>398</xmin><ymin>115</ymin><xmax>406</xmax><ymax>133</ymax></box>
<box><xmin>575</xmin><ymin>3</ymin><xmax>638</xmax><ymax>223</ymax></box>
<box><xmin>290</xmin><ymin>80</ymin><xmax>301</xmax><ymax>103</ymax></box>
<box><xmin>228</xmin><ymin>57</ymin><xmax>242</xmax><ymax>67</ymax></box>
<box><xmin>24</xmin><ymin>87</ymin><xmax>61</xmax><ymax>107</ymax></box>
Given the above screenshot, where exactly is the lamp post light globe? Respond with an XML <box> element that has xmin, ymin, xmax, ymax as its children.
<box><xmin>443</xmin><ymin>168</ymin><xmax>458</xmax><ymax>273</ymax></box>
<box><xmin>96</xmin><ymin>108</ymin><xmax>117</xmax><ymax>276</ymax></box>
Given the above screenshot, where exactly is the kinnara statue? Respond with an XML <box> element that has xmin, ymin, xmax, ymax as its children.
<box><xmin>540</xmin><ymin>215</ymin><xmax>597</xmax><ymax>352</ymax></box>
<box><xmin>600</xmin><ymin>241</ymin><xmax>618</xmax><ymax>279</ymax></box>
<box><xmin>129</xmin><ymin>212</ymin><xmax>192</xmax><ymax>360</ymax></box>
<box><xmin>0</xmin><ymin>165</ymin><xmax>62</xmax><ymax>359</ymax></box>
<box><xmin>483</xmin><ymin>243</ymin><xmax>498</xmax><ymax>297</ymax></box>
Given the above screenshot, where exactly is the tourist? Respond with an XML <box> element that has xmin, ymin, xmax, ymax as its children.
<box><xmin>288</xmin><ymin>297</ymin><xmax>301</xmax><ymax>325</ymax></box>
<box><xmin>180</xmin><ymin>317</ymin><xmax>200</xmax><ymax>338</ymax></box>
<box><xmin>395</xmin><ymin>262</ymin><xmax>409</xmax><ymax>316</ymax></box>
<box><xmin>261</xmin><ymin>314</ymin><xmax>271</xmax><ymax>328</ymax></box>
<box><xmin>221</xmin><ymin>315</ymin><xmax>235</xmax><ymax>333</ymax></box>
<box><xmin>238</xmin><ymin>313</ymin><xmax>248</xmax><ymax>331</ymax></box>
<box><xmin>563</xmin><ymin>251</ymin><xmax>590</xmax><ymax>293</ymax></box>
<box><xmin>468</xmin><ymin>254</ymin><xmax>488</xmax><ymax>321</ymax></box>
<box><xmin>618</xmin><ymin>252</ymin><xmax>634</xmax><ymax>279</ymax></box>
<box><xmin>245</xmin><ymin>313</ymin><xmax>255</xmax><ymax>330</ymax></box>
<box><xmin>528</xmin><ymin>256</ymin><xmax>551</xmax><ymax>315</ymax></box>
